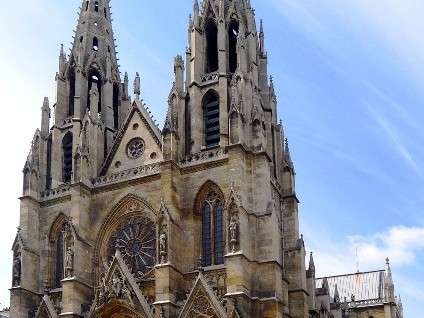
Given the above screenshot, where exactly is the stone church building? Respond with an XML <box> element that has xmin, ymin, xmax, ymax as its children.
<box><xmin>10</xmin><ymin>0</ymin><xmax>403</xmax><ymax>317</ymax></box>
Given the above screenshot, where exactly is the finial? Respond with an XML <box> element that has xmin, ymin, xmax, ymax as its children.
<box><xmin>386</xmin><ymin>257</ymin><xmax>390</xmax><ymax>265</ymax></box>
<box><xmin>260</xmin><ymin>19</ymin><xmax>264</xmax><ymax>33</ymax></box>
<box><xmin>60</xmin><ymin>43</ymin><xmax>65</xmax><ymax>56</ymax></box>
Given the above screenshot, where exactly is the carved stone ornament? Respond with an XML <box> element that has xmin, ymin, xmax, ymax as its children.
<box><xmin>65</xmin><ymin>246</ymin><xmax>74</xmax><ymax>278</ymax></box>
<box><xmin>107</xmin><ymin>217</ymin><xmax>156</xmax><ymax>278</ymax></box>
<box><xmin>159</xmin><ymin>231</ymin><xmax>167</xmax><ymax>264</ymax></box>
<box><xmin>12</xmin><ymin>251</ymin><xmax>21</xmax><ymax>287</ymax></box>
<box><xmin>126</xmin><ymin>138</ymin><xmax>145</xmax><ymax>159</ymax></box>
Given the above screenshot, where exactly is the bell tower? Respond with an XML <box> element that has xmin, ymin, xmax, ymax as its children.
<box><xmin>179</xmin><ymin>0</ymin><xmax>279</xmax><ymax>162</ymax></box>
<box><xmin>51</xmin><ymin>0</ymin><xmax>130</xmax><ymax>187</ymax></box>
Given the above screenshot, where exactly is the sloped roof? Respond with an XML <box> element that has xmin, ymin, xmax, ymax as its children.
<box><xmin>316</xmin><ymin>270</ymin><xmax>384</xmax><ymax>302</ymax></box>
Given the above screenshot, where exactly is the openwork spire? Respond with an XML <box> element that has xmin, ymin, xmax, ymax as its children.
<box><xmin>71</xmin><ymin>0</ymin><xmax>119</xmax><ymax>74</ymax></box>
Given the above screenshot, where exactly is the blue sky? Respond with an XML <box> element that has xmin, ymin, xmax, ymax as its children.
<box><xmin>0</xmin><ymin>1</ymin><xmax>423</xmax><ymax>317</ymax></box>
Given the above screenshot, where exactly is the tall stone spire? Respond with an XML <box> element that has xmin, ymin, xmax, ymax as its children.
<box><xmin>72</xmin><ymin>0</ymin><xmax>119</xmax><ymax>71</ymax></box>
<box><xmin>49</xmin><ymin>0</ymin><xmax>129</xmax><ymax>188</ymax></box>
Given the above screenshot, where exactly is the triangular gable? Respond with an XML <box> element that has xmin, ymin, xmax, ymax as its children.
<box><xmin>179</xmin><ymin>272</ymin><xmax>227</xmax><ymax>318</ymax></box>
<box><xmin>12</xmin><ymin>228</ymin><xmax>25</xmax><ymax>251</ymax></box>
<box><xmin>35</xmin><ymin>295</ymin><xmax>58</xmax><ymax>318</ymax></box>
<box><xmin>101</xmin><ymin>100</ymin><xmax>163</xmax><ymax>176</ymax></box>
<box><xmin>91</xmin><ymin>250</ymin><xmax>154</xmax><ymax>318</ymax></box>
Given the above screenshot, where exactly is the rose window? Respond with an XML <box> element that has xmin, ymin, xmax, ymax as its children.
<box><xmin>126</xmin><ymin>138</ymin><xmax>145</xmax><ymax>159</ymax></box>
<box><xmin>107</xmin><ymin>217</ymin><xmax>156</xmax><ymax>278</ymax></box>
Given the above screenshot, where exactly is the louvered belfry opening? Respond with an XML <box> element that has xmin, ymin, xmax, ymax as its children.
<box><xmin>204</xmin><ymin>93</ymin><xmax>220</xmax><ymax>148</ymax></box>
<box><xmin>62</xmin><ymin>132</ymin><xmax>73</xmax><ymax>183</ymax></box>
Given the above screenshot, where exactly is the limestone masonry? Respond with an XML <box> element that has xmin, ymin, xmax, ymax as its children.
<box><xmin>10</xmin><ymin>1</ymin><xmax>403</xmax><ymax>317</ymax></box>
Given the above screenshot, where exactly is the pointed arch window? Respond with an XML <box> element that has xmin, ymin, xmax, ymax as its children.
<box><xmin>228</xmin><ymin>20</ymin><xmax>239</xmax><ymax>73</ymax></box>
<box><xmin>68</xmin><ymin>68</ymin><xmax>76</xmax><ymax>116</ymax></box>
<box><xmin>205</xmin><ymin>19</ymin><xmax>218</xmax><ymax>73</ymax></box>
<box><xmin>94</xmin><ymin>1</ymin><xmax>99</xmax><ymax>12</ymax></box>
<box><xmin>204</xmin><ymin>92</ymin><xmax>220</xmax><ymax>148</ymax></box>
<box><xmin>56</xmin><ymin>231</ymin><xmax>64</xmax><ymax>287</ymax></box>
<box><xmin>202</xmin><ymin>191</ymin><xmax>225</xmax><ymax>266</ymax></box>
<box><xmin>62</xmin><ymin>132</ymin><xmax>73</xmax><ymax>183</ymax></box>
<box><xmin>85</xmin><ymin>1</ymin><xmax>89</xmax><ymax>11</ymax></box>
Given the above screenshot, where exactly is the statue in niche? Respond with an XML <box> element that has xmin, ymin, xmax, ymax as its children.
<box><xmin>65</xmin><ymin>247</ymin><xmax>74</xmax><ymax>278</ymax></box>
<box><xmin>229</xmin><ymin>218</ymin><xmax>238</xmax><ymax>253</ymax></box>
<box><xmin>159</xmin><ymin>231</ymin><xmax>167</xmax><ymax>264</ymax></box>
<box><xmin>12</xmin><ymin>252</ymin><xmax>21</xmax><ymax>286</ymax></box>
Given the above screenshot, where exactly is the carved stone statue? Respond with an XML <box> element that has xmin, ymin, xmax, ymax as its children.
<box><xmin>111</xmin><ymin>272</ymin><xmax>122</xmax><ymax>297</ymax></box>
<box><xmin>65</xmin><ymin>247</ymin><xmax>74</xmax><ymax>278</ymax></box>
<box><xmin>133</xmin><ymin>72</ymin><xmax>140</xmax><ymax>98</ymax></box>
<box><xmin>229</xmin><ymin>219</ymin><xmax>238</xmax><ymax>253</ymax></box>
<box><xmin>12</xmin><ymin>252</ymin><xmax>21</xmax><ymax>287</ymax></box>
<box><xmin>122</xmin><ymin>281</ymin><xmax>134</xmax><ymax>306</ymax></box>
<box><xmin>160</xmin><ymin>232</ymin><xmax>167</xmax><ymax>264</ymax></box>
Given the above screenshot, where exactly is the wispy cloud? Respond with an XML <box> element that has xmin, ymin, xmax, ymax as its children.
<box><xmin>370</xmin><ymin>112</ymin><xmax>419</xmax><ymax>173</ymax></box>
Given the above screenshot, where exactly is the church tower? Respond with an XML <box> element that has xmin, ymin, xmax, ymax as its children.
<box><xmin>11</xmin><ymin>1</ymin><xmax>309</xmax><ymax>317</ymax></box>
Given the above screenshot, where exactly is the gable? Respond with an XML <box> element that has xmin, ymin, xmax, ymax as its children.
<box><xmin>87</xmin><ymin>250</ymin><xmax>154</xmax><ymax>318</ymax></box>
<box><xmin>103</xmin><ymin>102</ymin><xmax>163</xmax><ymax>175</ymax></box>
<box><xmin>179</xmin><ymin>273</ymin><xmax>227</xmax><ymax>318</ymax></box>
<box><xmin>35</xmin><ymin>295</ymin><xmax>58</xmax><ymax>318</ymax></box>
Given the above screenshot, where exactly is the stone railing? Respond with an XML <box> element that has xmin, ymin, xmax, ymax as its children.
<box><xmin>91</xmin><ymin>163</ymin><xmax>161</xmax><ymax>187</ymax></box>
<box><xmin>40</xmin><ymin>185</ymin><xmax>71</xmax><ymax>201</ymax></box>
<box><xmin>201</xmin><ymin>71</ymin><xmax>219</xmax><ymax>83</ymax></box>
<box><xmin>348</xmin><ymin>298</ymin><xmax>384</xmax><ymax>307</ymax></box>
<box><xmin>180</xmin><ymin>148</ymin><xmax>229</xmax><ymax>167</ymax></box>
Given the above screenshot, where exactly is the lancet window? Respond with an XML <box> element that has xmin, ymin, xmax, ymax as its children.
<box><xmin>62</xmin><ymin>132</ymin><xmax>73</xmax><ymax>183</ymax></box>
<box><xmin>205</xmin><ymin>19</ymin><xmax>218</xmax><ymax>73</ymax></box>
<box><xmin>228</xmin><ymin>20</ymin><xmax>239</xmax><ymax>73</ymax></box>
<box><xmin>202</xmin><ymin>191</ymin><xmax>225</xmax><ymax>266</ymax></box>
<box><xmin>204</xmin><ymin>92</ymin><xmax>220</xmax><ymax>148</ymax></box>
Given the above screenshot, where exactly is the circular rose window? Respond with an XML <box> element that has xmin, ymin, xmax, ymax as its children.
<box><xmin>107</xmin><ymin>217</ymin><xmax>156</xmax><ymax>278</ymax></box>
<box><xmin>126</xmin><ymin>138</ymin><xmax>145</xmax><ymax>159</ymax></box>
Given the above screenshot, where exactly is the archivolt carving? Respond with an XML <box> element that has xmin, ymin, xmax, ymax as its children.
<box><xmin>94</xmin><ymin>194</ymin><xmax>158</xmax><ymax>282</ymax></box>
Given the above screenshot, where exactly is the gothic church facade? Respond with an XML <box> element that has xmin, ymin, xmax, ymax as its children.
<box><xmin>10</xmin><ymin>1</ymin><xmax>401</xmax><ymax>318</ymax></box>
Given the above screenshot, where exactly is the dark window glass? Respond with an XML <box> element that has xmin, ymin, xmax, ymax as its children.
<box><xmin>205</xmin><ymin>19</ymin><xmax>218</xmax><ymax>73</ymax></box>
<box><xmin>228</xmin><ymin>21</ymin><xmax>239</xmax><ymax>73</ymax></box>
<box><xmin>214</xmin><ymin>201</ymin><xmax>224</xmax><ymax>264</ymax></box>
<box><xmin>202</xmin><ymin>203</ymin><xmax>212</xmax><ymax>266</ymax></box>
<box><xmin>204</xmin><ymin>94</ymin><xmax>220</xmax><ymax>148</ymax></box>
<box><xmin>56</xmin><ymin>232</ymin><xmax>63</xmax><ymax>287</ymax></box>
<box><xmin>62</xmin><ymin>133</ymin><xmax>73</xmax><ymax>183</ymax></box>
